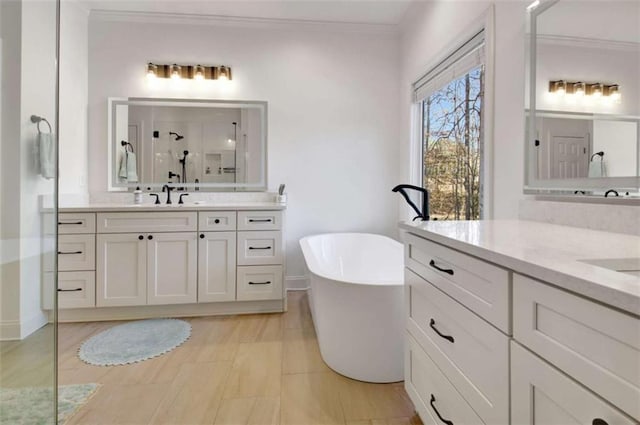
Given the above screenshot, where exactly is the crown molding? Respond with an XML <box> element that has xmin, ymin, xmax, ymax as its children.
<box><xmin>536</xmin><ymin>34</ymin><xmax>640</xmax><ymax>52</ymax></box>
<box><xmin>89</xmin><ymin>9</ymin><xmax>400</xmax><ymax>35</ymax></box>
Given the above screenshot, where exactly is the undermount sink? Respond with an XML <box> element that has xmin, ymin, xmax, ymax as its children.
<box><xmin>579</xmin><ymin>258</ymin><xmax>640</xmax><ymax>278</ymax></box>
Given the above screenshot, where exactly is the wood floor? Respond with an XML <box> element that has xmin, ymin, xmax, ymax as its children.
<box><xmin>58</xmin><ymin>291</ymin><xmax>423</xmax><ymax>425</ymax></box>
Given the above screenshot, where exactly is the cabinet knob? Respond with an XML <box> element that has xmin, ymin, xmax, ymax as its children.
<box><xmin>148</xmin><ymin>235</ymin><xmax>153</xmax><ymax>240</ymax></box>
<box><xmin>214</xmin><ymin>219</ymin><xmax>220</xmax><ymax>224</ymax></box>
<box><xmin>138</xmin><ymin>235</ymin><xmax>144</xmax><ymax>240</ymax></box>
<box><xmin>592</xmin><ymin>420</ymin><xmax>609</xmax><ymax>425</ymax></box>
<box><xmin>200</xmin><ymin>234</ymin><xmax>205</xmax><ymax>239</ymax></box>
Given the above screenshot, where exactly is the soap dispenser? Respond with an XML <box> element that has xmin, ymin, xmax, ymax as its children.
<box><xmin>134</xmin><ymin>187</ymin><xmax>143</xmax><ymax>204</ymax></box>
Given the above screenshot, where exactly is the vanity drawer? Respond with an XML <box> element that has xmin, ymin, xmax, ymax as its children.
<box><xmin>514</xmin><ymin>274</ymin><xmax>640</xmax><ymax>420</ymax></box>
<box><xmin>406</xmin><ymin>334</ymin><xmax>485</xmax><ymax>425</ymax></box>
<box><xmin>237</xmin><ymin>211</ymin><xmax>282</xmax><ymax>231</ymax></box>
<box><xmin>97</xmin><ymin>212</ymin><xmax>197</xmax><ymax>233</ymax></box>
<box><xmin>198</xmin><ymin>211</ymin><xmax>236</xmax><ymax>231</ymax></box>
<box><xmin>58</xmin><ymin>234</ymin><xmax>95</xmax><ymax>271</ymax></box>
<box><xmin>405</xmin><ymin>233</ymin><xmax>511</xmax><ymax>333</ymax></box>
<box><xmin>58</xmin><ymin>271</ymin><xmax>96</xmax><ymax>309</ymax></box>
<box><xmin>58</xmin><ymin>213</ymin><xmax>96</xmax><ymax>234</ymax></box>
<box><xmin>237</xmin><ymin>231</ymin><xmax>283</xmax><ymax>266</ymax></box>
<box><xmin>237</xmin><ymin>265</ymin><xmax>283</xmax><ymax>301</ymax></box>
<box><xmin>511</xmin><ymin>341</ymin><xmax>635</xmax><ymax>425</ymax></box>
<box><xmin>406</xmin><ymin>269</ymin><xmax>509</xmax><ymax>424</ymax></box>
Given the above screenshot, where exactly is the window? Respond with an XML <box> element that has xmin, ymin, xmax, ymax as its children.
<box><xmin>413</xmin><ymin>31</ymin><xmax>485</xmax><ymax>220</ymax></box>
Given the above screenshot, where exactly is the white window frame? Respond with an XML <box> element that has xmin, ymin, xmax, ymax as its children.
<box><xmin>409</xmin><ymin>6</ymin><xmax>496</xmax><ymax>219</ymax></box>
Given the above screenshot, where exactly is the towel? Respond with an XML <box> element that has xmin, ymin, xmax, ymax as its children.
<box><xmin>118</xmin><ymin>150</ymin><xmax>139</xmax><ymax>182</ymax></box>
<box><xmin>588</xmin><ymin>160</ymin><xmax>607</xmax><ymax>178</ymax></box>
<box><xmin>39</xmin><ymin>132</ymin><xmax>56</xmax><ymax>179</ymax></box>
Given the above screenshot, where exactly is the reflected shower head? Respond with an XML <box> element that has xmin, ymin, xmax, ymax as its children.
<box><xmin>169</xmin><ymin>132</ymin><xmax>184</xmax><ymax>141</ymax></box>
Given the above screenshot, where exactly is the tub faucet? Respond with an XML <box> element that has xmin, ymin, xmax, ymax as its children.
<box><xmin>162</xmin><ymin>184</ymin><xmax>175</xmax><ymax>204</ymax></box>
<box><xmin>392</xmin><ymin>184</ymin><xmax>430</xmax><ymax>221</ymax></box>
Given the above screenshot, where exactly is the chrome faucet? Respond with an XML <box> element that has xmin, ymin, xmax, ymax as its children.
<box><xmin>162</xmin><ymin>184</ymin><xmax>175</xmax><ymax>204</ymax></box>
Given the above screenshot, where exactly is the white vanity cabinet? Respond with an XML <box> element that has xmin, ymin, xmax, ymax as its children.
<box><xmin>54</xmin><ymin>206</ymin><xmax>285</xmax><ymax>319</ymax></box>
<box><xmin>96</xmin><ymin>212</ymin><xmax>198</xmax><ymax>307</ymax></box>
<box><xmin>402</xmin><ymin>222</ymin><xmax>640</xmax><ymax>425</ymax></box>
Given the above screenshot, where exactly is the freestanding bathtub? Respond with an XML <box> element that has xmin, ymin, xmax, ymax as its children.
<box><xmin>299</xmin><ymin>233</ymin><xmax>404</xmax><ymax>383</ymax></box>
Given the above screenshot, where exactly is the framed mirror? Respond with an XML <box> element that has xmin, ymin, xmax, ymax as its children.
<box><xmin>108</xmin><ymin>98</ymin><xmax>268</xmax><ymax>191</ymax></box>
<box><xmin>525</xmin><ymin>0</ymin><xmax>640</xmax><ymax>192</ymax></box>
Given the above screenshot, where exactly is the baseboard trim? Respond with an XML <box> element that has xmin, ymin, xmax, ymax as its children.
<box><xmin>20</xmin><ymin>312</ymin><xmax>48</xmax><ymax>339</ymax></box>
<box><xmin>0</xmin><ymin>320</ymin><xmax>21</xmax><ymax>341</ymax></box>
<box><xmin>55</xmin><ymin>299</ymin><xmax>285</xmax><ymax>323</ymax></box>
<box><xmin>285</xmin><ymin>275</ymin><xmax>309</xmax><ymax>291</ymax></box>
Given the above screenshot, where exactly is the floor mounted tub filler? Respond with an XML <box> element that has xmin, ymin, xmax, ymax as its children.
<box><xmin>300</xmin><ymin>233</ymin><xmax>404</xmax><ymax>383</ymax></box>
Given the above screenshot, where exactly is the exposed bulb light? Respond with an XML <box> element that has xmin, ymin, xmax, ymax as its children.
<box><xmin>146</xmin><ymin>63</ymin><xmax>158</xmax><ymax>80</ymax></box>
<box><xmin>549</xmin><ymin>80</ymin><xmax>566</xmax><ymax>96</ymax></box>
<box><xmin>607</xmin><ymin>84</ymin><xmax>621</xmax><ymax>102</ymax></box>
<box><xmin>194</xmin><ymin>64</ymin><xmax>205</xmax><ymax>80</ymax></box>
<box><xmin>170</xmin><ymin>64</ymin><xmax>182</xmax><ymax>80</ymax></box>
<box><xmin>589</xmin><ymin>83</ymin><xmax>603</xmax><ymax>98</ymax></box>
<box><xmin>573</xmin><ymin>82</ymin><xmax>585</xmax><ymax>97</ymax></box>
<box><xmin>218</xmin><ymin>66</ymin><xmax>231</xmax><ymax>81</ymax></box>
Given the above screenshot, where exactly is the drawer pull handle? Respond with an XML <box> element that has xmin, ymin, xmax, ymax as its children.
<box><xmin>429</xmin><ymin>260</ymin><xmax>454</xmax><ymax>275</ymax></box>
<box><xmin>592</xmin><ymin>420</ymin><xmax>608</xmax><ymax>425</ymax></box>
<box><xmin>430</xmin><ymin>319</ymin><xmax>454</xmax><ymax>343</ymax></box>
<box><xmin>430</xmin><ymin>394</ymin><xmax>453</xmax><ymax>425</ymax></box>
<box><xmin>58</xmin><ymin>288</ymin><xmax>83</xmax><ymax>292</ymax></box>
<box><xmin>248</xmin><ymin>219</ymin><xmax>272</xmax><ymax>223</ymax></box>
<box><xmin>248</xmin><ymin>281</ymin><xmax>271</xmax><ymax>285</ymax></box>
<box><xmin>249</xmin><ymin>246</ymin><xmax>271</xmax><ymax>250</ymax></box>
<box><xmin>58</xmin><ymin>251</ymin><xmax>83</xmax><ymax>255</ymax></box>
<box><xmin>58</xmin><ymin>221</ymin><xmax>83</xmax><ymax>225</ymax></box>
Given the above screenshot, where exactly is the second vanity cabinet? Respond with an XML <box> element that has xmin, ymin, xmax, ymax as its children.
<box><xmin>402</xmin><ymin>226</ymin><xmax>640</xmax><ymax>425</ymax></box>
<box><xmin>55</xmin><ymin>207</ymin><xmax>285</xmax><ymax>316</ymax></box>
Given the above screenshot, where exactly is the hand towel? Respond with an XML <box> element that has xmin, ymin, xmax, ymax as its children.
<box><xmin>118</xmin><ymin>150</ymin><xmax>139</xmax><ymax>182</ymax></box>
<box><xmin>125</xmin><ymin>151</ymin><xmax>139</xmax><ymax>182</ymax></box>
<box><xmin>588</xmin><ymin>160</ymin><xmax>607</xmax><ymax>178</ymax></box>
<box><xmin>39</xmin><ymin>132</ymin><xmax>56</xmax><ymax>179</ymax></box>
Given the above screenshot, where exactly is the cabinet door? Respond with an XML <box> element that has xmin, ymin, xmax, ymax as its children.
<box><xmin>198</xmin><ymin>231</ymin><xmax>236</xmax><ymax>302</ymax></box>
<box><xmin>511</xmin><ymin>342</ymin><xmax>635</xmax><ymax>425</ymax></box>
<box><xmin>147</xmin><ymin>232</ymin><xmax>197</xmax><ymax>305</ymax></box>
<box><xmin>96</xmin><ymin>233</ymin><xmax>146</xmax><ymax>307</ymax></box>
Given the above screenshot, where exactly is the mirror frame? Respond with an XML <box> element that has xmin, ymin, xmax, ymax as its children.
<box><xmin>107</xmin><ymin>97</ymin><xmax>268</xmax><ymax>191</ymax></box>
<box><xmin>525</xmin><ymin>0</ymin><xmax>640</xmax><ymax>193</ymax></box>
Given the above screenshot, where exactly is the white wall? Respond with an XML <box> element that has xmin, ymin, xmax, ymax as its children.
<box><xmin>0</xmin><ymin>0</ymin><xmax>58</xmax><ymax>340</ymax></box>
<box><xmin>399</xmin><ymin>1</ymin><xmax>527</xmax><ymax>220</ymax></box>
<box><xmin>87</xmin><ymin>17</ymin><xmax>401</xmax><ymax>282</ymax></box>
<box><xmin>59</xmin><ymin>0</ymin><xmax>89</xmax><ymax>194</ymax></box>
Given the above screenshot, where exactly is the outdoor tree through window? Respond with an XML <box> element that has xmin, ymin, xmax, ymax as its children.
<box><xmin>422</xmin><ymin>65</ymin><xmax>484</xmax><ymax>220</ymax></box>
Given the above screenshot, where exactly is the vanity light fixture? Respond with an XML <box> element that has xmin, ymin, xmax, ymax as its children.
<box><xmin>548</xmin><ymin>80</ymin><xmax>621</xmax><ymax>104</ymax></box>
<box><xmin>145</xmin><ymin>62</ymin><xmax>232</xmax><ymax>81</ymax></box>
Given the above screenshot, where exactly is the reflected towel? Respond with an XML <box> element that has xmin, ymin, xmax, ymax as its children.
<box><xmin>118</xmin><ymin>151</ymin><xmax>138</xmax><ymax>182</ymax></box>
<box><xmin>588</xmin><ymin>160</ymin><xmax>607</xmax><ymax>178</ymax></box>
<box><xmin>39</xmin><ymin>132</ymin><xmax>56</xmax><ymax>179</ymax></box>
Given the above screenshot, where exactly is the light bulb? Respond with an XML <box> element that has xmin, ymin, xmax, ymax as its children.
<box><xmin>573</xmin><ymin>82</ymin><xmax>585</xmax><ymax>97</ymax></box>
<box><xmin>146</xmin><ymin>63</ymin><xmax>158</xmax><ymax>80</ymax></box>
<box><xmin>590</xmin><ymin>83</ymin><xmax>602</xmax><ymax>98</ymax></box>
<box><xmin>607</xmin><ymin>85</ymin><xmax>621</xmax><ymax>103</ymax></box>
<box><xmin>170</xmin><ymin>64</ymin><xmax>182</xmax><ymax>80</ymax></box>
<box><xmin>218</xmin><ymin>66</ymin><xmax>230</xmax><ymax>81</ymax></box>
<box><xmin>194</xmin><ymin>65</ymin><xmax>205</xmax><ymax>81</ymax></box>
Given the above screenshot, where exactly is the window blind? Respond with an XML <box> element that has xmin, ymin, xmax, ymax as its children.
<box><xmin>412</xmin><ymin>30</ymin><xmax>485</xmax><ymax>103</ymax></box>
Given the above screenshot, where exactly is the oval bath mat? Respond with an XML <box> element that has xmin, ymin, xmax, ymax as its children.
<box><xmin>78</xmin><ymin>318</ymin><xmax>191</xmax><ymax>366</ymax></box>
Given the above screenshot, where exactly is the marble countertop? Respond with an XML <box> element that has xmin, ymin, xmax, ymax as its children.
<box><xmin>57</xmin><ymin>202</ymin><xmax>286</xmax><ymax>212</ymax></box>
<box><xmin>400</xmin><ymin>219</ymin><xmax>640</xmax><ymax>316</ymax></box>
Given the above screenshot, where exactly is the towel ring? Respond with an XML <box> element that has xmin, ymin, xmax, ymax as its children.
<box><xmin>121</xmin><ymin>140</ymin><xmax>134</xmax><ymax>152</ymax></box>
<box><xmin>30</xmin><ymin>115</ymin><xmax>52</xmax><ymax>134</ymax></box>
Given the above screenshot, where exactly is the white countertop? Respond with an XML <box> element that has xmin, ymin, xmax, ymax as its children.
<box><xmin>400</xmin><ymin>219</ymin><xmax>640</xmax><ymax>316</ymax></box>
<box><xmin>57</xmin><ymin>202</ymin><xmax>286</xmax><ymax>212</ymax></box>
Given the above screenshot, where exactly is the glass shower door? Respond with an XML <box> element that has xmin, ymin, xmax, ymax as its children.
<box><xmin>0</xmin><ymin>0</ymin><xmax>59</xmax><ymax>423</ymax></box>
